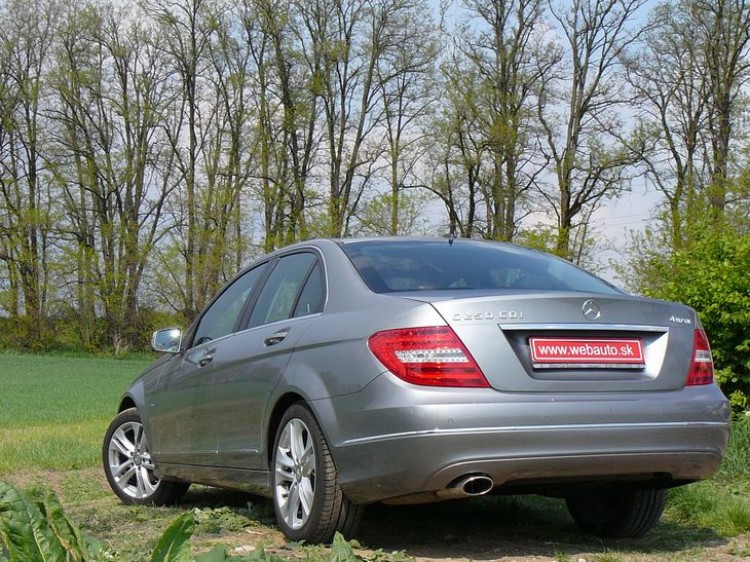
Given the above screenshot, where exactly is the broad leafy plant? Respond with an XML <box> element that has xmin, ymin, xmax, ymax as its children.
<box><xmin>0</xmin><ymin>480</ymin><xmax>103</xmax><ymax>561</ymax></box>
<box><xmin>0</xmin><ymin>481</ymin><xmax>225</xmax><ymax>562</ymax></box>
<box><xmin>1</xmin><ymin>480</ymin><xmax>362</xmax><ymax>562</ymax></box>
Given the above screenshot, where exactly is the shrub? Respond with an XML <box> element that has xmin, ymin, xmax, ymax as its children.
<box><xmin>637</xmin><ymin>229</ymin><xmax>750</xmax><ymax>406</ymax></box>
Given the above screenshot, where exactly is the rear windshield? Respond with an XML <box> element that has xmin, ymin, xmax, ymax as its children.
<box><xmin>342</xmin><ymin>240</ymin><xmax>621</xmax><ymax>295</ymax></box>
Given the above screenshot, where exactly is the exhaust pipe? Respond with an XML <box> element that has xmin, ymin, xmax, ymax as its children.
<box><xmin>436</xmin><ymin>474</ymin><xmax>494</xmax><ymax>500</ymax></box>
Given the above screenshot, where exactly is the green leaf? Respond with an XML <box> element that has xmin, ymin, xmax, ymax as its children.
<box><xmin>37</xmin><ymin>491</ymin><xmax>95</xmax><ymax>561</ymax></box>
<box><xmin>328</xmin><ymin>532</ymin><xmax>360</xmax><ymax>562</ymax></box>
<box><xmin>150</xmin><ymin>512</ymin><xmax>195</xmax><ymax>562</ymax></box>
<box><xmin>0</xmin><ymin>480</ymin><xmax>69</xmax><ymax>562</ymax></box>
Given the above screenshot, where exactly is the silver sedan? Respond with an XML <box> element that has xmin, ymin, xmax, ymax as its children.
<box><xmin>102</xmin><ymin>238</ymin><xmax>730</xmax><ymax>543</ymax></box>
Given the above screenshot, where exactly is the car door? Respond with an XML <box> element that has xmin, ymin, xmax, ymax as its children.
<box><xmin>210</xmin><ymin>252</ymin><xmax>325</xmax><ymax>470</ymax></box>
<box><xmin>148</xmin><ymin>263</ymin><xmax>268</xmax><ymax>465</ymax></box>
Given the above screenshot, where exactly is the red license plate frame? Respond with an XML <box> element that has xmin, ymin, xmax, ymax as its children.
<box><xmin>529</xmin><ymin>337</ymin><xmax>645</xmax><ymax>368</ymax></box>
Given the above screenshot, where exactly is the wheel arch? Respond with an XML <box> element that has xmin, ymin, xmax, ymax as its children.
<box><xmin>114</xmin><ymin>386</ymin><xmax>154</xmax><ymax>454</ymax></box>
<box><xmin>265</xmin><ymin>392</ymin><xmax>306</xmax><ymax>467</ymax></box>
<box><xmin>118</xmin><ymin>396</ymin><xmax>137</xmax><ymax>413</ymax></box>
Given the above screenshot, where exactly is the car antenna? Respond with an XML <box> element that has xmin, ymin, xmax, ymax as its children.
<box><xmin>448</xmin><ymin>224</ymin><xmax>457</xmax><ymax>246</ymax></box>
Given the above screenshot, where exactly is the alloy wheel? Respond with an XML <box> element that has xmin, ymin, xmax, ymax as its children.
<box><xmin>274</xmin><ymin>417</ymin><xmax>316</xmax><ymax>530</ymax></box>
<box><xmin>106</xmin><ymin>419</ymin><xmax>160</xmax><ymax>499</ymax></box>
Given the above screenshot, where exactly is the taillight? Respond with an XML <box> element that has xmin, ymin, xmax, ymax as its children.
<box><xmin>368</xmin><ymin>326</ymin><xmax>489</xmax><ymax>387</ymax></box>
<box><xmin>686</xmin><ymin>329</ymin><xmax>714</xmax><ymax>386</ymax></box>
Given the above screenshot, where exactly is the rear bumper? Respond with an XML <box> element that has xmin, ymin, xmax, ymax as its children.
<box><xmin>315</xmin><ymin>376</ymin><xmax>730</xmax><ymax>504</ymax></box>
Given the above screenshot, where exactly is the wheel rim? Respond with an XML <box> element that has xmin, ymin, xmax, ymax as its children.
<box><xmin>274</xmin><ymin>418</ymin><xmax>316</xmax><ymax>530</ymax></box>
<box><xmin>107</xmin><ymin>420</ymin><xmax>160</xmax><ymax>499</ymax></box>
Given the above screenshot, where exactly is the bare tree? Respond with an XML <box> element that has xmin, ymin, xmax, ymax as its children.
<box><xmin>694</xmin><ymin>0</ymin><xmax>750</xmax><ymax>217</ymax></box>
<box><xmin>374</xmin><ymin>0</ymin><xmax>437</xmax><ymax>235</ymax></box>
<box><xmin>426</xmin><ymin>51</ymin><xmax>485</xmax><ymax>237</ymax></box>
<box><xmin>196</xmin><ymin>5</ymin><xmax>259</xmax><ymax>288</ymax></box>
<box><xmin>626</xmin><ymin>2</ymin><xmax>710</xmax><ymax>250</ymax></box>
<box><xmin>144</xmin><ymin>0</ymin><xmax>221</xmax><ymax>318</ymax></box>
<box><xmin>537</xmin><ymin>0</ymin><xmax>648</xmax><ymax>259</ymax></box>
<box><xmin>48</xmin><ymin>1</ymin><xmax>180</xmax><ymax>349</ymax></box>
<box><xmin>461</xmin><ymin>0</ymin><xmax>557</xmax><ymax>241</ymax></box>
<box><xmin>248</xmin><ymin>0</ymin><xmax>321</xmax><ymax>250</ymax></box>
<box><xmin>298</xmin><ymin>0</ymin><xmax>424</xmax><ymax>237</ymax></box>
<box><xmin>0</xmin><ymin>0</ymin><xmax>59</xmax><ymax>346</ymax></box>
<box><xmin>625</xmin><ymin>0</ymin><xmax>750</xmax><ymax>251</ymax></box>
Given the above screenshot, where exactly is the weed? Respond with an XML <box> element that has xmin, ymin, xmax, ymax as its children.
<box><xmin>667</xmin><ymin>483</ymin><xmax>750</xmax><ymax>536</ymax></box>
<box><xmin>19</xmin><ymin>479</ymin><xmax>53</xmax><ymax>502</ymax></box>
<box><xmin>193</xmin><ymin>505</ymin><xmax>254</xmax><ymax>534</ymax></box>
<box><xmin>328</xmin><ymin>533</ymin><xmax>363</xmax><ymax>562</ymax></box>
<box><xmin>718</xmin><ymin>414</ymin><xmax>750</xmax><ymax>482</ymax></box>
<box><xmin>0</xmin><ymin>480</ymin><xmax>106</xmax><ymax>560</ymax></box>
<box><xmin>367</xmin><ymin>549</ymin><xmax>413</xmax><ymax>562</ymax></box>
<box><xmin>60</xmin><ymin>471</ymin><xmax>110</xmax><ymax>503</ymax></box>
<box><xmin>594</xmin><ymin>551</ymin><xmax>623</xmax><ymax>562</ymax></box>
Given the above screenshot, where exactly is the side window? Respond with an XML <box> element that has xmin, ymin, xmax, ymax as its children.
<box><xmin>293</xmin><ymin>262</ymin><xmax>325</xmax><ymax>318</ymax></box>
<box><xmin>192</xmin><ymin>264</ymin><xmax>267</xmax><ymax>346</ymax></box>
<box><xmin>249</xmin><ymin>253</ymin><xmax>317</xmax><ymax>328</ymax></box>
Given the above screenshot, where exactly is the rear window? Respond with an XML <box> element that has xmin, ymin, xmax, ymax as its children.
<box><xmin>342</xmin><ymin>240</ymin><xmax>621</xmax><ymax>295</ymax></box>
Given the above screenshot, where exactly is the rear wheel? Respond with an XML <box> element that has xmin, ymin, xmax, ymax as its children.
<box><xmin>272</xmin><ymin>403</ymin><xmax>362</xmax><ymax>543</ymax></box>
<box><xmin>103</xmin><ymin>408</ymin><xmax>189</xmax><ymax>505</ymax></box>
<box><xmin>566</xmin><ymin>487</ymin><xmax>668</xmax><ymax>538</ymax></box>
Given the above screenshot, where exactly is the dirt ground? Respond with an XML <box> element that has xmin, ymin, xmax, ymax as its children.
<box><xmin>5</xmin><ymin>468</ymin><xmax>750</xmax><ymax>561</ymax></box>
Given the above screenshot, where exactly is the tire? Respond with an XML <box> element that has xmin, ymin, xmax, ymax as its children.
<box><xmin>271</xmin><ymin>403</ymin><xmax>363</xmax><ymax>543</ymax></box>
<box><xmin>102</xmin><ymin>407</ymin><xmax>189</xmax><ymax>505</ymax></box>
<box><xmin>566</xmin><ymin>487</ymin><xmax>668</xmax><ymax>538</ymax></box>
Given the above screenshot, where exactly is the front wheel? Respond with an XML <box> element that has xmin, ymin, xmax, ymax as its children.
<box><xmin>102</xmin><ymin>408</ymin><xmax>189</xmax><ymax>505</ymax></box>
<box><xmin>272</xmin><ymin>403</ymin><xmax>362</xmax><ymax>543</ymax></box>
<box><xmin>566</xmin><ymin>487</ymin><xmax>668</xmax><ymax>538</ymax></box>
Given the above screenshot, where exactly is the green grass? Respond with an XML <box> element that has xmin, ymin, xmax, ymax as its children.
<box><xmin>0</xmin><ymin>353</ymin><xmax>150</xmax><ymax>474</ymax></box>
<box><xmin>3</xmin><ymin>351</ymin><xmax>750</xmax><ymax>560</ymax></box>
<box><xmin>663</xmin><ymin>413</ymin><xmax>750</xmax><ymax>537</ymax></box>
<box><xmin>716</xmin><ymin>411</ymin><xmax>750</xmax><ymax>483</ymax></box>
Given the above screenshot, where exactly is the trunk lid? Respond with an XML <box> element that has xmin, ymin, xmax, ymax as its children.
<box><xmin>408</xmin><ymin>291</ymin><xmax>697</xmax><ymax>392</ymax></box>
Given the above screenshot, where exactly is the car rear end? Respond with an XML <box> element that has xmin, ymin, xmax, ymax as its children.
<box><xmin>328</xmin><ymin>239</ymin><xmax>730</xmax><ymax>508</ymax></box>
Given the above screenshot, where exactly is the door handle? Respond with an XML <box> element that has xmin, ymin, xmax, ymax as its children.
<box><xmin>187</xmin><ymin>347</ymin><xmax>215</xmax><ymax>367</ymax></box>
<box><xmin>264</xmin><ymin>330</ymin><xmax>289</xmax><ymax>346</ymax></box>
<box><xmin>198</xmin><ymin>351</ymin><xmax>215</xmax><ymax>367</ymax></box>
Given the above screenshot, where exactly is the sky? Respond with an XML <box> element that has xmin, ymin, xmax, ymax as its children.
<box><xmin>588</xmin><ymin>182</ymin><xmax>664</xmax><ymax>283</ymax></box>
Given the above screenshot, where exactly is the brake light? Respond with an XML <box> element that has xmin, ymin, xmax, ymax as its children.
<box><xmin>686</xmin><ymin>329</ymin><xmax>714</xmax><ymax>386</ymax></box>
<box><xmin>368</xmin><ymin>326</ymin><xmax>489</xmax><ymax>387</ymax></box>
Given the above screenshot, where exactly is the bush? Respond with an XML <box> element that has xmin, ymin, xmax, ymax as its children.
<box><xmin>636</xmin><ymin>229</ymin><xmax>750</xmax><ymax>406</ymax></box>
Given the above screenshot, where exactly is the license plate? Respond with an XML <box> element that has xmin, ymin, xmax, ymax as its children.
<box><xmin>529</xmin><ymin>337</ymin><xmax>645</xmax><ymax>369</ymax></box>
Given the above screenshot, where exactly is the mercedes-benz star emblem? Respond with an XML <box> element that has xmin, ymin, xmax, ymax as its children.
<box><xmin>582</xmin><ymin>299</ymin><xmax>601</xmax><ymax>321</ymax></box>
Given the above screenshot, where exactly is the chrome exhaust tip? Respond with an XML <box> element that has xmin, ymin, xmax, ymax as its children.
<box><xmin>459</xmin><ymin>474</ymin><xmax>494</xmax><ymax>496</ymax></box>
<box><xmin>436</xmin><ymin>474</ymin><xmax>494</xmax><ymax>499</ymax></box>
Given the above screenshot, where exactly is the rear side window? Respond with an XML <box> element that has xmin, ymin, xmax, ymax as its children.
<box><xmin>249</xmin><ymin>253</ymin><xmax>319</xmax><ymax>327</ymax></box>
<box><xmin>342</xmin><ymin>240</ymin><xmax>621</xmax><ymax>295</ymax></box>
<box><xmin>293</xmin><ymin>262</ymin><xmax>324</xmax><ymax>317</ymax></box>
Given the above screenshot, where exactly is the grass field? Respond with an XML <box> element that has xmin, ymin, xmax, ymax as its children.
<box><xmin>3</xmin><ymin>352</ymin><xmax>750</xmax><ymax>561</ymax></box>
<box><xmin>0</xmin><ymin>352</ymin><xmax>150</xmax><ymax>474</ymax></box>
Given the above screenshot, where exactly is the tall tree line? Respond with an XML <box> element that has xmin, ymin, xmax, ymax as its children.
<box><xmin>0</xmin><ymin>0</ymin><xmax>748</xmax><ymax>351</ymax></box>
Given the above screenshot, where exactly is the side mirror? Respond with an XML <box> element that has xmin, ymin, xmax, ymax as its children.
<box><xmin>151</xmin><ymin>328</ymin><xmax>183</xmax><ymax>354</ymax></box>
